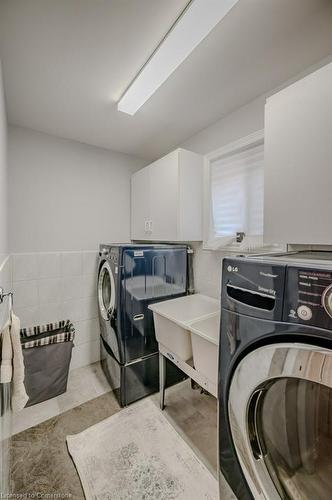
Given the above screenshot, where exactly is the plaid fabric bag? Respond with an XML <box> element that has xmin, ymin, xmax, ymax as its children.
<box><xmin>21</xmin><ymin>320</ymin><xmax>75</xmax><ymax>348</ymax></box>
<box><xmin>20</xmin><ymin>320</ymin><xmax>75</xmax><ymax>407</ymax></box>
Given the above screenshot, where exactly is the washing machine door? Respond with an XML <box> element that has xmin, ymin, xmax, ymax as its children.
<box><xmin>228</xmin><ymin>342</ymin><xmax>332</xmax><ymax>500</ymax></box>
<box><xmin>98</xmin><ymin>261</ymin><xmax>115</xmax><ymax>321</ymax></box>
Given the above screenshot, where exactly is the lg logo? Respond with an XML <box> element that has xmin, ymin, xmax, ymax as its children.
<box><xmin>227</xmin><ymin>265</ymin><xmax>238</xmax><ymax>273</ymax></box>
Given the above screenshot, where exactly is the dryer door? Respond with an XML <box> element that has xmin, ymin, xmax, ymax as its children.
<box><xmin>228</xmin><ymin>343</ymin><xmax>332</xmax><ymax>500</ymax></box>
<box><xmin>98</xmin><ymin>261</ymin><xmax>115</xmax><ymax>321</ymax></box>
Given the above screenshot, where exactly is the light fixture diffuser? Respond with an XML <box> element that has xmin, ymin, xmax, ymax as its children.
<box><xmin>117</xmin><ymin>0</ymin><xmax>240</xmax><ymax>115</ymax></box>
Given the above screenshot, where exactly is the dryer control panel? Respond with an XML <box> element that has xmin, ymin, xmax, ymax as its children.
<box><xmin>221</xmin><ymin>258</ymin><xmax>286</xmax><ymax>321</ymax></box>
<box><xmin>284</xmin><ymin>266</ymin><xmax>332</xmax><ymax>329</ymax></box>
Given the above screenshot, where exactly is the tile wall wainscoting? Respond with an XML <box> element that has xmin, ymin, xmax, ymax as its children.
<box><xmin>10</xmin><ymin>251</ymin><xmax>100</xmax><ymax>370</ymax></box>
<box><xmin>192</xmin><ymin>243</ymin><xmax>225</xmax><ymax>300</ymax></box>
<box><xmin>0</xmin><ymin>255</ymin><xmax>12</xmax><ymax>295</ymax></box>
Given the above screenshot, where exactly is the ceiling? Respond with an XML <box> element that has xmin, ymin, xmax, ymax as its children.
<box><xmin>0</xmin><ymin>0</ymin><xmax>332</xmax><ymax>161</ymax></box>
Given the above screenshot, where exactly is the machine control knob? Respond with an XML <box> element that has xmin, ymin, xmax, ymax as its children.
<box><xmin>322</xmin><ymin>284</ymin><xmax>332</xmax><ymax>318</ymax></box>
<box><xmin>297</xmin><ymin>305</ymin><xmax>312</xmax><ymax>321</ymax></box>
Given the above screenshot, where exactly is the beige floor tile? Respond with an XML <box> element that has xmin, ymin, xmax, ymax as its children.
<box><xmin>57</xmin><ymin>362</ymin><xmax>110</xmax><ymax>413</ymax></box>
<box><xmin>12</xmin><ymin>398</ymin><xmax>60</xmax><ymax>435</ymax></box>
<box><xmin>10</xmin><ymin>392</ymin><xmax>121</xmax><ymax>498</ymax></box>
<box><xmin>151</xmin><ymin>379</ymin><xmax>218</xmax><ymax>476</ymax></box>
<box><xmin>89</xmin><ymin>362</ymin><xmax>111</xmax><ymax>396</ymax></box>
<box><xmin>12</xmin><ymin>362</ymin><xmax>111</xmax><ymax>433</ymax></box>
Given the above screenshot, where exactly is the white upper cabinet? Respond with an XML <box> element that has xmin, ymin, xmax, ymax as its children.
<box><xmin>149</xmin><ymin>151</ymin><xmax>179</xmax><ymax>241</ymax></box>
<box><xmin>131</xmin><ymin>148</ymin><xmax>203</xmax><ymax>241</ymax></box>
<box><xmin>264</xmin><ymin>62</ymin><xmax>332</xmax><ymax>245</ymax></box>
<box><xmin>131</xmin><ymin>166</ymin><xmax>151</xmax><ymax>241</ymax></box>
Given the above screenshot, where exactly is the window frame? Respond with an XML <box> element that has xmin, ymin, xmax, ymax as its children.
<box><xmin>203</xmin><ymin>129</ymin><xmax>283</xmax><ymax>252</ymax></box>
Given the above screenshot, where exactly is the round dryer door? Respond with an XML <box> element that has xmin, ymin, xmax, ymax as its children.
<box><xmin>98</xmin><ymin>261</ymin><xmax>115</xmax><ymax>321</ymax></box>
<box><xmin>228</xmin><ymin>343</ymin><xmax>332</xmax><ymax>500</ymax></box>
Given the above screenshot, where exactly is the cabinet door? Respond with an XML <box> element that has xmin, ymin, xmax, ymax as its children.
<box><xmin>178</xmin><ymin>149</ymin><xmax>203</xmax><ymax>241</ymax></box>
<box><xmin>131</xmin><ymin>166</ymin><xmax>150</xmax><ymax>240</ymax></box>
<box><xmin>264</xmin><ymin>62</ymin><xmax>332</xmax><ymax>245</ymax></box>
<box><xmin>149</xmin><ymin>151</ymin><xmax>179</xmax><ymax>241</ymax></box>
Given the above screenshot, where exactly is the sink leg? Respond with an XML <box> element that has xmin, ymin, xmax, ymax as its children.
<box><xmin>159</xmin><ymin>352</ymin><xmax>166</xmax><ymax>410</ymax></box>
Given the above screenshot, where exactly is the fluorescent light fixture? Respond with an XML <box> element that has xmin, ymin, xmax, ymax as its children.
<box><xmin>117</xmin><ymin>0</ymin><xmax>240</xmax><ymax>115</ymax></box>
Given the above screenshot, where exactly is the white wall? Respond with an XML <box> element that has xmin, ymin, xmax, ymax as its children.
<box><xmin>8</xmin><ymin>126</ymin><xmax>145</xmax><ymax>252</ymax></box>
<box><xmin>184</xmin><ymin>58</ymin><xmax>332</xmax><ymax>299</ymax></box>
<box><xmin>181</xmin><ymin>56</ymin><xmax>332</xmax><ymax>156</ymax></box>
<box><xmin>0</xmin><ymin>61</ymin><xmax>8</xmax><ymax>267</ymax></box>
<box><xmin>0</xmin><ymin>60</ymin><xmax>10</xmax><ymax>497</ymax></box>
<box><xmin>0</xmin><ymin>60</ymin><xmax>10</xmax><ymax>328</ymax></box>
<box><xmin>181</xmin><ymin>95</ymin><xmax>265</xmax><ymax>156</ymax></box>
<box><xmin>182</xmin><ymin>97</ymin><xmax>266</xmax><ymax>299</ymax></box>
<box><xmin>8</xmin><ymin>126</ymin><xmax>145</xmax><ymax>368</ymax></box>
<box><xmin>182</xmin><ymin>90</ymin><xmax>277</xmax><ymax>299</ymax></box>
<box><xmin>11</xmin><ymin>250</ymin><xmax>100</xmax><ymax>369</ymax></box>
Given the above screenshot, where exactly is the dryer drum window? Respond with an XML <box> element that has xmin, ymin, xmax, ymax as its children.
<box><xmin>228</xmin><ymin>343</ymin><xmax>332</xmax><ymax>500</ymax></box>
<box><xmin>98</xmin><ymin>262</ymin><xmax>115</xmax><ymax>321</ymax></box>
<box><xmin>255</xmin><ymin>378</ymin><xmax>332</xmax><ymax>499</ymax></box>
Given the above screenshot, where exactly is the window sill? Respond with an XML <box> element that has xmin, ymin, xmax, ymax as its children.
<box><xmin>202</xmin><ymin>242</ymin><xmax>286</xmax><ymax>254</ymax></box>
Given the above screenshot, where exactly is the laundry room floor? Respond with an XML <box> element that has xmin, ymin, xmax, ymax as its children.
<box><xmin>9</xmin><ymin>375</ymin><xmax>223</xmax><ymax>499</ymax></box>
<box><xmin>10</xmin><ymin>391</ymin><xmax>119</xmax><ymax>498</ymax></box>
<box><xmin>150</xmin><ymin>380</ymin><xmax>218</xmax><ymax>475</ymax></box>
<box><xmin>12</xmin><ymin>362</ymin><xmax>110</xmax><ymax>435</ymax></box>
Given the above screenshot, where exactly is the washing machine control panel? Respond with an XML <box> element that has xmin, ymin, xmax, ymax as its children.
<box><xmin>285</xmin><ymin>266</ymin><xmax>332</xmax><ymax>329</ymax></box>
<box><xmin>109</xmin><ymin>247</ymin><xmax>119</xmax><ymax>264</ymax></box>
<box><xmin>98</xmin><ymin>246</ymin><xmax>119</xmax><ymax>264</ymax></box>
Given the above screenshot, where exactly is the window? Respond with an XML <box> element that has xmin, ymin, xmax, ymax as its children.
<box><xmin>204</xmin><ymin>131</ymin><xmax>281</xmax><ymax>251</ymax></box>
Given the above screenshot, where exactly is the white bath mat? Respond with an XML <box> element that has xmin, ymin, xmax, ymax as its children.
<box><xmin>67</xmin><ymin>398</ymin><xmax>218</xmax><ymax>500</ymax></box>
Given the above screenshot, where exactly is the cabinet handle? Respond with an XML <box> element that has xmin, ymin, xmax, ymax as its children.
<box><xmin>149</xmin><ymin>220</ymin><xmax>153</xmax><ymax>233</ymax></box>
<box><xmin>144</xmin><ymin>220</ymin><xmax>149</xmax><ymax>232</ymax></box>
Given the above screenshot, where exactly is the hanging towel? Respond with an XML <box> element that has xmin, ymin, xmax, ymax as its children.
<box><xmin>0</xmin><ymin>318</ymin><xmax>13</xmax><ymax>384</ymax></box>
<box><xmin>0</xmin><ymin>312</ymin><xmax>28</xmax><ymax>412</ymax></box>
<box><xmin>10</xmin><ymin>313</ymin><xmax>28</xmax><ymax>412</ymax></box>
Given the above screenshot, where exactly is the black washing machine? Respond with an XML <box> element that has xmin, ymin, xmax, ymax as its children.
<box><xmin>98</xmin><ymin>243</ymin><xmax>188</xmax><ymax>406</ymax></box>
<box><xmin>219</xmin><ymin>251</ymin><xmax>332</xmax><ymax>500</ymax></box>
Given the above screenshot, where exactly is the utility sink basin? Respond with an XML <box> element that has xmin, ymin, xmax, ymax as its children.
<box><xmin>152</xmin><ymin>315</ymin><xmax>193</xmax><ymax>361</ymax></box>
<box><xmin>189</xmin><ymin>312</ymin><xmax>220</xmax><ymax>386</ymax></box>
<box><xmin>149</xmin><ymin>294</ymin><xmax>219</xmax><ymax>362</ymax></box>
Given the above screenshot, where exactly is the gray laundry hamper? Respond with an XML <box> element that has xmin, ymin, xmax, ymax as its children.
<box><xmin>20</xmin><ymin>320</ymin><xmax>75</xmax><ymax>407</ymax></box>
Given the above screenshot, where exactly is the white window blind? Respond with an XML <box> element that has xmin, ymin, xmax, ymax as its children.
<box><xmin>208</xmin><ymin>143</ymin><xmax>264</xmax><ymax>250</ymax></box>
